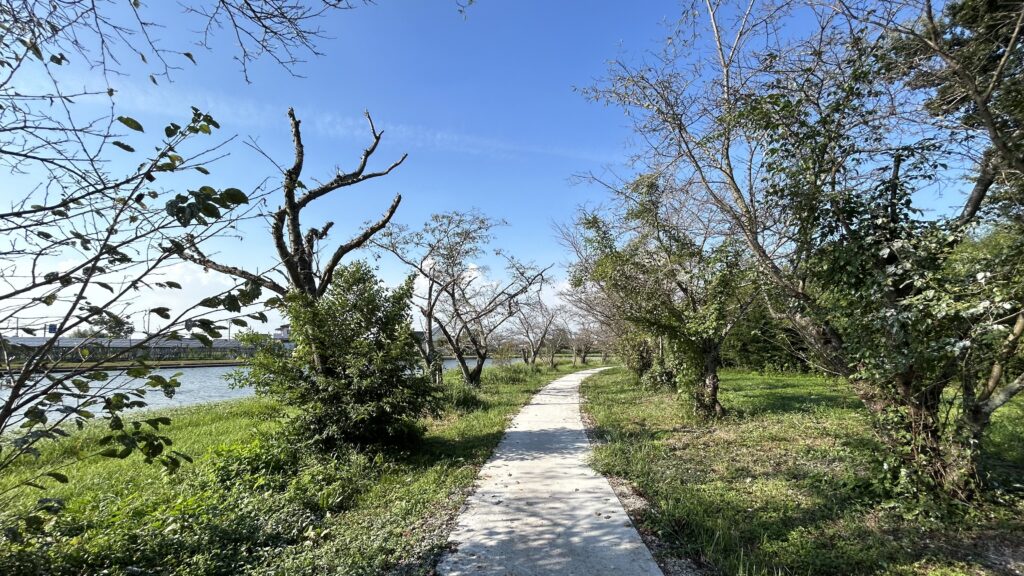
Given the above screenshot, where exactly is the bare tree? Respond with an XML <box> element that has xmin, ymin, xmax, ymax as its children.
<box><xmin>566</xmin><ymin>320</ymin><xmax>597</xmax><ymax>366</ymax></box>
<box><xmin>178</xmin><ymin>107</ymin><xmax>405</xmax><ymax>373</ymax></box>
<box><xmin>373</xmin><ymin>212</ymin><xmax>491</xmax><ymax>384</ymax></box>
<box><xmin>513</xmin><ymin>294</ymin><xmax>557</xmax><ymax>366</ymax></box>
<box><xmin>375</xmin><ymin>211</ymin><xmax>549</xmax><ymax>386</ymax></box>
<box><xmin>542</xmin><ymin>313</ymin><xmax>571</xmax><ymax>369</ymax></box>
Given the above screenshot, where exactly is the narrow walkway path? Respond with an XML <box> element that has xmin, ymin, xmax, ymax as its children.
<box><xmin>437</xmin><ymin>368</ymin><xmax>664</xmax><ymax>576</ymax></box>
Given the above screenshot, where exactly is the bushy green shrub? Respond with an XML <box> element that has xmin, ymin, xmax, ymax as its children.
<box><xmin>616</xmin><ymin>331</ymin><xmax>655</xmax><ymax>377</ymax></box>
<box><xmin>235</xmin><ymin>262</ymin><xmax>440</xmax><ymax>448</ymax></box>
<box><xmin>720</xmin><ymin>296</ymin><xmax>809</xmax><ymax>374</ymax></box>
<box><xmin>639</xmin><ymin>363</ymin><xmax>677</xmax><ymax>391</ymax></box>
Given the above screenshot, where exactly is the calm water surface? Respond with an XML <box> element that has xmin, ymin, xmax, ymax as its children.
<box><xmin>135</xmin><ymin>358</ymin><xmax>521</xmax><ymax>410</ymax></box>
<box><xmin>134</xmin><ymin>366</ymin><xmax>251</xmax><ymax>411</ymax></box>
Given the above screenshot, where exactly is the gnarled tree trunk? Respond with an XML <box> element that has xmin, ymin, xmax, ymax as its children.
<box><xmin>694</xmin><ymin>344</ymin><xmax>726</xmax><ymax>419</ymax></box>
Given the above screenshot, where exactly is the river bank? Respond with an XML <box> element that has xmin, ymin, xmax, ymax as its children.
<box><xmin>0</xmin><ymin>361</ymin><xmax>610</xmax><ymax>575</ymax></box>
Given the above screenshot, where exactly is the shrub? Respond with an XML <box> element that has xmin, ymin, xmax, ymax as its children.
<box><xmin>639</xmin><ymin>362</ymin><xmax>677</xmax><ymax>391</ymax></box>
<box><xmin>235</xmin><ymin>262</ymin><xmax>440</xmax><ymax>448</ymax></box>
<box><xmin>441</xmin><ymin>378</ymin><xmax>487</xmax><ymax>412</ymax></box>
<box><xmin>0</xmin><ymin>436</ymin><xmax>391</xmax><ymax>576</ymax></box>
<box><xmin>616</xmin><ymin>331</ymin><xmax>655</xmax><ymax>377</ymax></box>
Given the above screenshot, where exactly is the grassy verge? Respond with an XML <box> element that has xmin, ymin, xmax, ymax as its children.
<box><xmin>0</xmin><ymin>361</ymin><xmax>605</xmax><ymax>575</ymax></box>
<box><xmin>582</xmin><ymin>368</ymin><xmax>1024</xmax><ymax>576</ymax></box>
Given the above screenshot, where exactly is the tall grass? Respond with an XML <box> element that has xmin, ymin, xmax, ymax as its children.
<box><xmin>582</xmin><ymin>368</ymin><xmax>1024</xmax><ymax>576</ymax></box>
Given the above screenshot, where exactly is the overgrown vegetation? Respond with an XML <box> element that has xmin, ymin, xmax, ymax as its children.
<box><xmin>0</xmin><ymin>362</ymin><xmax>592</xmax><ymax>575</ymax></box>
<box><xmin>583</xmin><ymin>368</ymin><xmax>1024</xmax><ymax>576</ymax></box>
<box><xmin>234</xmin><ymin>262</ymin><xmax>438</xmax><ymax>448</ymax></box>
<box><xmin>571</xmin><ymin>175</ymin><xmax>755</xmax><ymax>417</ymax></box>
<box><xmin>579</xmin><ymin>0</ymin><xmax>1024</xmax><ymax>502</ymax></box>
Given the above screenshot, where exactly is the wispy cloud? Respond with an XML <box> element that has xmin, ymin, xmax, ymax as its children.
<box><xmin>311</xmin><ymin>111</ymin><xmax>616</xmax><ymax>163</ymax></box>
<box><xmin>61</xmin><ymin>73</ymin><xmax>618</xmax><ymax>163</ymax></box>
<box><xmin>112</xmin><ymin>80</ymin><xmax>282</xmax><ymax>131</ymax></box>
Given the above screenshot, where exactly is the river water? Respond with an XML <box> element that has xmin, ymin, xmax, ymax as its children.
<box><xmin>127</xmin><ymin>358</ymin><xmax>520</xmax><ymax>411</ymax></box>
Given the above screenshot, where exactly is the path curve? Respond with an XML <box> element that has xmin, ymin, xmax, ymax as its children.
<box><xmin>437</xmin><ymin>367</ymin><xmax>664</xmax><ymax>576</ymax></box>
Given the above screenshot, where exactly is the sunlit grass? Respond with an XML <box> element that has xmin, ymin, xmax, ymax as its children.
<box><xmin>0</xmin><ymin>360</ymin><xmax>608</xmax><ymax>575</ymax></box>
<box><xmin>582</xmin><ymin>368</ymin><xmax>1024</xmax><ymax>576</ymax></box>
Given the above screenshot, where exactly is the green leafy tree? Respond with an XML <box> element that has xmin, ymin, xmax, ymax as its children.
<box><xmin>593</xmin><ymin>0</ymin><xmax>1022</xmax><ymax>499</ymax></box>
<box><xmin>720</xmin><ymin>292</ymin><xmax>810</xmax><ymax>374</ymax></box>
<box><xmin>235</xmin><ymin>262</ymin><xmax>438</xmax><ymax>448</ymax></box>
<box><xmin>738</xmin><ymin>3</ymin><xmax>1024</xmax><ymax>499</ymax></box>
<box><xmin>575</xmin><ymin>175</ymin><xmax>755</xmax><ymax>417</ymax></box>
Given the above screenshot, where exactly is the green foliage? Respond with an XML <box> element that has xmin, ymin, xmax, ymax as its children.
<box><xmin>737</xmin><ymin>22</ymin><xmax>1024</xmax><ymax>500</ymax></box>
<box><xmin>721</xmin><ymin>295</ymin><xmax>810</xmax><ymax>374</ymax></box>
<box><xmin>480</xmin><ymin>363</ymin><xmax>532</xmax><ymax>387</ymax></box>
<box><xmin>69</xmin><ymin>313</ymin><xmax>134</xmax><ymax>339</ymax></box>
<box><xmin>235</xmin><ymin>262</ymin><xmax>438</xmax><ymax>448</ymax></box>
<box><xmin>638</xmin><ymin>361</ymin><xmax>677</xmax><ymax>392</ymax></box>
<box><xmin>583</xmin><ymin>368</ymin><xmax>1024</xmax><ymax>576</ymax></box>
<box><xmin>0</xmin><ymin>104</ymin><xmax>270</xmax><ymax>502</ymax></box>
<box><xmin>896</xmin><ymin>0</ymin><xmax>1024</xmax><ymax>198</ymax></box>
<box><xmin>439</xmin><ymin>374</ymin><xmax>487</xmax><ymax>413</ymax></box>
<box><xmin>0</xmin><ymin>363</ymin><xmax>594</xmax><ymax>575</ymax></box>
<box><xmin>615</xmin><ymin>329</ymin><xmax>655</xmax><ymax>378</ymax></box>
<box><xmin>575</xmin><ymin>174</ymin><xmax>754</xmax><ymax>417</ymax></box>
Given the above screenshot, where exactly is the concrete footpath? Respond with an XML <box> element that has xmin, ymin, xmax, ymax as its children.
<box><xmin>437</xmin><ymin>368</ymin><xmax>664</xmax><ymax>576</ymax></box>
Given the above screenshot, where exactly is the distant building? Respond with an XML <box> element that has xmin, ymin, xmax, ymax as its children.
<box><xmin>273</xmin><ymin>324</ymin><xmax>291</xmax><ymax>340</ymax></box>
<box><xmin>412</xmin><ymin>324</ymin><xmax>444</xmax><ymax>345</ymax></box>
<box><xmin>1</xmin><ymin>336</ymin><xmax>252</xmax><ymax>362</ymax></box>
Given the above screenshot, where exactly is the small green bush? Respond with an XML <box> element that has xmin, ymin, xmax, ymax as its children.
<box><xmin>639</xmin><ymin>363</ymin><xmax>677</xmax><ymax>391</ymax></box>
<box><xmin>235</xmin><ymin>262</ymin><xmax>440</xmax><ymax>449</ymax></box>
<box><xmin>616</xmin><ymin>331</ymin><xmax>655</xmax><ymax>377</ymax></box>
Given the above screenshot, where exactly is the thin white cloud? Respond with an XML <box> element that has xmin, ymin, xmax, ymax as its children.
<box><xmin>57</xmin><ymin>69</ymin><xmax>616</xmax><ymax>163</ymax></box>
<box><xmin>311</xmin><ymin>111</ymin><xmax>617</xmax><ymax>163</ymax></box>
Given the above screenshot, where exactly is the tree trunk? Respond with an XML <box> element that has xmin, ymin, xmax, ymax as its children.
<box><xmin>462</xmin><ymin>356</ymin><xmax>485</xmax><ymax>387</ymax></box>
<box><xmin>879</xmin><ymin>372</ymin><xmax>978</xmax><ymax>500</ymax></box>
<box><xmin>450</xmin><ymin>346</ymin><xmax>476</xmax><ymax>388</ymax></box>
<box><xmin>428</xmin><ymin>350</ymin><xmax>444</xmax><ymax>385</ymax></box>
<box><xmin>420</xmin><ymin>340</ymin><xmax>443</xmax><ymax>385</ymax></box>
<box><xmin>695</xmin><ymin>346</ymin><xmax>726</xmax><ymax>418</ymax></box>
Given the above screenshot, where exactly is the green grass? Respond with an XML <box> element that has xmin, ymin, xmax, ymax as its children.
<box><xmin>0</xmin><ymin>361</ymin><xmax>606</xmax><ymax>575</ymax></box>
<box><xmin>582</xmin><ymin>368</ymin><xmax>1024</xmax><ymax>576</ymax></box>
<box><xmin>0</xmin><ymin>396</ymin><xmax>284</xmax><ymax>504</ymax></box>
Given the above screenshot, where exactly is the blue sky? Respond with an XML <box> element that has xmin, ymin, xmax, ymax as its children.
<box><xmin>88</xmin><ymin>0</ymin><xmax>683</xmax><ymax>290</ymax></box>
<box><xmin>8</xmin><ymin>0</ymin><xmax>976</xmax><ymax>335</ymax></box>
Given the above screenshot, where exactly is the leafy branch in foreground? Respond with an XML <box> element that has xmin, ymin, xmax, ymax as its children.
<box><xmin>0</xmin><ymin>108</ymin><xmax>270</xmax><ymax>538</ymax></box>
